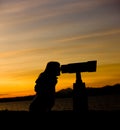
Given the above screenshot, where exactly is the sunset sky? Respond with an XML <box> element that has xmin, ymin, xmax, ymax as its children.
<box><xmin>0</xmin><ymin>0</ymin><xmax>120</xmax><ymax>98</ymax></box>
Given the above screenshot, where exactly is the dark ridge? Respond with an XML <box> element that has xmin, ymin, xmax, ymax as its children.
<box><xmin>87</xmin><ymin>83</ymin><xmax>120</xmax><ymax>96</ymax></box>
<box><xmin>0</xmin><ymin>83</ymin><xmax>120</xmax><ymax>102</ymax></box>
<box><xmin>55</xmin><ymin>83</ymin><xmax>120</xmax><ymax>97</ymax></box>
<box><xmin>55</xmin><ymin>88</ymin><xmax>73</xmax><ymax>98</ymax></box>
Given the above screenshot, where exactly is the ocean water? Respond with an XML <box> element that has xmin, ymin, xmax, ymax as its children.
<box><xmin>0</xmin><ymin>95</ymin><xmax>120</xmax><ymax>111</ymax></box>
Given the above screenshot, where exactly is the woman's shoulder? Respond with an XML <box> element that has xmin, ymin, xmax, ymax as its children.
<box><xmin>36</xmin><ymin>72</ymin><xmax>45</xmax><ymax>82</ymax></box>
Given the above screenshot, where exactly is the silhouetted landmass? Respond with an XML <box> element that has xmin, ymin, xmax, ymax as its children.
<box><xmin>0</xmin><ymin>83</ymin><xmax>120</xmax><ymax>102</ymax></box>
<box><xmin>55</xmin><ymin>88</ymin><xmax>73</xmax><ymax>98</ymax></box>
<box><xmin>87</xmin><ymin>83</ymin><xmax>120</xmax><ymax>96</ymax></box>
<box><xmin>56</xmin><ymin>83</ymin><xmax>120</xmax><ymax>98</ymax></box>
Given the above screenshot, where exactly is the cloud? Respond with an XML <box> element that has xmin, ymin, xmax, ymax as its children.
<box><xmin>1</xmin><ymin>0</ymin><xmax>120</xmax><ymax>47</ymax></box>
<box><xmin>54</xmin><ymin>29</ymin><xmax>120</xmax><ymax>43</ymax></box>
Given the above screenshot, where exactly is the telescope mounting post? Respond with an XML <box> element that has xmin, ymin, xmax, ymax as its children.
<box><xmin>73</xmin><ymin>72</ymin><xmax>88</xmax><ymax>112</ymax></box>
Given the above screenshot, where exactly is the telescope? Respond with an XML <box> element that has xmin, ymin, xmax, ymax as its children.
<box><xmin>61</xmin><ymin>60</ymin><xmax>97</xmax><ymax>112</ymax></box>
<box><xmin>61</xmin><ymin>60</ymin><xmax>97</xmax><ymax>73</ymax></box>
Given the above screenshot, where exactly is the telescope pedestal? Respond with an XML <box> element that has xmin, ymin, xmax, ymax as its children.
<box><xmin>73</xmin><ymin>72</ymin><xmax>88</xmax><ymax>112</ymax></box>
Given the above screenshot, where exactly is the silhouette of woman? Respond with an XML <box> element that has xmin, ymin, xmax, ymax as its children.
<box><xmin>29</xmin><ymin>61</ymin><xmax>60</xmax><ymax>112</ymax></box>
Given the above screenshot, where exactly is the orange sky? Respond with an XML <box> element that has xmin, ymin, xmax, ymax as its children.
<box><xmin>0</xmin><ymin>0</ymin><xmax>120</xmax><ymax>98</ymax></box>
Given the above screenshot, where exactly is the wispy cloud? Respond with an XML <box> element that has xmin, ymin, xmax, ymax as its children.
<box><xmin>54</xmin><ymin>29</ymin><xmax>120</xmax><ymax>43</ymax></box>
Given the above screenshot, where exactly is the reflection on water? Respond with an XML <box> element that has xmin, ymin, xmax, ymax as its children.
<box><xmin>52</xmin><ymin>98</ymin><xmax>73</xmax><ymax>111</ymax></box>
<box><xmin>0</xmin><ymin>100</ymin><xmax>30</xmax><ymax>111</ymax></box>
<box><xmin>88</xmin><ymin>95</ymin><xmax>120</xmax><ymax>111</ymax></box>
<box><xmin>0</xmin><ymin>95</ymin><xmax>120</xmax><ymax>111</ymax></box>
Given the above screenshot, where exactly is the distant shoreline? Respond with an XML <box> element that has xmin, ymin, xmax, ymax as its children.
<box><xmin>0</xmin><ymin>83</ymin><xmax>120</xmax><ymax>102</ymax></box>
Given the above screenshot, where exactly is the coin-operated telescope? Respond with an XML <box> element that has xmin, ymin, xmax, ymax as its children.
<box><xmin>61</xmin><ymin>60</ymin><xmax>97</xmax><ymax>112</ymax></box>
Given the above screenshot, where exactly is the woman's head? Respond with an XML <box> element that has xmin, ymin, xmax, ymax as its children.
<box><xmin>44</xmin><ymin>61</ymin><xmax>60</xmax><ymax>76</ymax></box>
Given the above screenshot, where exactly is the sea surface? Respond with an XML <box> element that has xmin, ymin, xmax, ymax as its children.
<box><xmin>0</xmin><ymin>95</ymin><xmax>120</xmax><ymax>111</ymax></box>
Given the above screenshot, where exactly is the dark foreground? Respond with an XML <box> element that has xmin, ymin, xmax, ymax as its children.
<box><xmin>0</xmin><ymin>110</ymin><xmax>119</xmax><ymax>128</ymax></box>
<box><xmin>0</xmin><ymin>109</ymin><xmax>120</xmax><ymax>117</ymax></box>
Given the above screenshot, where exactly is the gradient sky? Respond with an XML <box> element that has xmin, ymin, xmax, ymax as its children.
<box><xmin>0</xmin><ymin>0</ymin><xmax>120</xmax><ymax>98</ymax></box>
